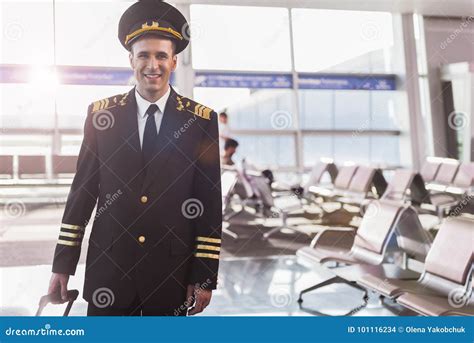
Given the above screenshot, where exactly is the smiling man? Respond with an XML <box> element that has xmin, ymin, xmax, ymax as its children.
<box><xmin>47</xmin><ymin>0</ymin><xmax>222</xmax><ymax>316</ymax></box>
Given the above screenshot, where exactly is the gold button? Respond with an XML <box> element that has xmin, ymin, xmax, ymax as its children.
<box><xmin>140</xmin><ymin>196</ymin><xmax>148</xmax><ymax>204</ymax></box>
<box><xmin>138</xmin><ymin>235</ymin><xmax>146</xmax><ymax>243</ymax></box>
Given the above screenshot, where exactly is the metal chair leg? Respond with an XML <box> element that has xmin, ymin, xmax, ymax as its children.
<box><xmin>297</xmin><ymin>276</ymin><xmax>369</xmax><ymax>316</ymax></box>
<box><xmin>297</xmin><ymin>276</ymin><xmax>342</xmax><ymax>303</ymax></box>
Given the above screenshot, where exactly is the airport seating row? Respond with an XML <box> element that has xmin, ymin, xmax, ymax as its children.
<box><xmin>297</xmin><ymin>205</ymin><xmax>472</xmax><ymax>316</ymax></box>
<box><xmin>221</xmin><ymin>157</ymin><xmax>473</xmax><ymax>316</ymax></box>
<box><xmin>0</xmin><ymin>154</ymin><xmax>77</xmax><ymax>183</ymax></box>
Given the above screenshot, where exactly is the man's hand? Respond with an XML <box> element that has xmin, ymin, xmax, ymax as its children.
<box><xmin>186</xmin><ymin>284</ymin><xmax>212</xmax><ymax>315</ymax></box>
<box><xmin>48</xmin><ymin>273</ymin><xmax>70</xmax><ymax>303</ymax></box>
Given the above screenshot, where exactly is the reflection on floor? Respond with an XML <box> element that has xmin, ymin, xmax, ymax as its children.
<box><xmin>204</xmin><ymin>256</ymin><xmax>404</xmax><ymax>316</ymax></box>
<box><xmin>1</xmin><ymin>256</ymin><xmax>403</xmax><ymax>316</ymax></box>
<box><xmin>1</xmin><ymin>204</ymin><xmax>408</xmax><ymax>316</ymax></box>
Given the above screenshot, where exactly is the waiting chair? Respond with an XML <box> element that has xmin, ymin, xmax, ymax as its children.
<box><xmin>296</xmin><ymin>201</ymin><xmax>428</xmax><ymax>315</ymax></box>
<box><xmin>359</xmin><ymin>216</ymin><xmax>473</xmax><ymax>316</ymax></box>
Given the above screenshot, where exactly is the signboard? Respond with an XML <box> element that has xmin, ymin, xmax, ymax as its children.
<box><xmin>194</xmin><ymin>72</ymin><xmax>293</xmax><ymax>89</ymax></box>
<box><xmin>298</xmin><ymin>73</ymin><xmax>396</xmax><ymax>90</ymax></box>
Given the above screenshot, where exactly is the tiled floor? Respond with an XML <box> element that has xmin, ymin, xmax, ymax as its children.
<box><xmin>0</xmin><ymin>256</ymin><xmax>403</xmax><ymax>317</ymax></box>
<box><xmin>1</xmin><ymin>204</ymin><xmax>405</xmax><ymax>316</ymax></box>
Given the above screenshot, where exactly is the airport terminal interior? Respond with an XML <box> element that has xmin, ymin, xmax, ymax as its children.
<box><xmin>0</xmin><ymin>0</ymin><xmax>473</xmax><ymax>316</ymax></box>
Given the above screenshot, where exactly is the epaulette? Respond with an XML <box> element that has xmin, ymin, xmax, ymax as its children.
<box><xmin>175</xmin><ymin>95</ymin><xmax>213</xmax><ymax>120</ymax></box>
<box><xmin>91</xmin><ymin>92</ymin><xmax>130</xmax><ymax>113</ymax></box>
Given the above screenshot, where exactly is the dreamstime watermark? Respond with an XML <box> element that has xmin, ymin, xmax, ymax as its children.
<box><xmin>5</xmin><ymin>324</ymin><xmax>84</xmax><ymax>337</ymax></box>
<box><xmin>84</xmin><ymin>189</ymin><xmax>122</xmax><ymax>227</ymax></box>
<box><xmin>352</xmin><ymin>119</ymin><xmax>371</xmax><ymax>139</ymax></box>
<box><xmin>3</xmin><ymin>200</ymin><xmax>26</xmax><ymax>218</ymax></box>
<box><xmin>181</xmin><ymin>21</ymin><xmax>204</xmax><ymax>41</ymax></box>
<box><xmin>174</xmin><ymin>116</ymin><xmax>197</xmax><ymax>139</ymax></box>
<box><xmin>95</xmin><ymin>190</ymin><xmax>122</xmax><ymax>219</ymax></box>
<box><xmin>361</xmin><ymin>22</ymin><xmax>381</xmax><ymax>41</ymax></box>
<box><xmin>440</xmin><ymin>16</ymin><xmax>474</xmax><ymax>50</ymax></box>
<box><xmin>174</xmin><ymin>279</ymin><xmax>212</xmax><ymax>316</ymax></box>
<box><xmin>363</xmin><ymin>201</ymin><xmax>381</xmax><ymax>219</ymax></box>
<box><xmin>270</xmin><ymin>111</ymin><xmax>292</xmax><ymax>130</ymax></box>
<box><xmin>448</xmin><ymin>288</ymin><xmax>470</xmax><ymax>309</ymax></box>
<box><xmin>92</xmin><ymin>287</ymin><xmax>115</xmax><ymax>308</ymax></box>
<box><xmin>92</xmin><ymin>109</ymin><xmax>115</xmax><ymax>131</ymax></box>
<box><xmin>181</xmin><ymin>198</ymin><xmax>204</xmax><ymax>219</ymax></box>
<box><xmin>448</xmin><ymin>193</ymin><xmax>473</xmax><ymax>218</ymax></box>
<box><xmin>447</xmin><ymin>111</ymin><xmax>469</xmax><ymax>131</ymax></box>
<box><xmin>3</xmin><ymin>22</ymin><xmax>24</xmax><ymax>41</ymax></box>
<box><xmin>270</xmin><ymin>287</ymin><xmax>292</xmax><ymax>308</ymax></box>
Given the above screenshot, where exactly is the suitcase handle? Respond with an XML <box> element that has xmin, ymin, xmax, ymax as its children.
<box><xmin>35</xmin><ymin>289</ymin><xmax>79</xmax><ymax>316</ymax></box>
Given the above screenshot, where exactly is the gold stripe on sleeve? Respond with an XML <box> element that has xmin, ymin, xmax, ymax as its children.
<box><xmin>195</xmin><ymin>252</ymin><xmax>219</xmax><ymax>260</ymax></box>
<box><xmin>58</xmin><ymin>239</ymin><xmax>81</xmax><ymax>247</ymax></box>
<box><xmin>196</xmin><ymin>244</ymin><xmax>221</xmax><ymax>252</ymax></box>
<box><xmin>196</xmin><ymin>236</ymin><xmax>221</xmax><ymax>244</ymax></box>
<box><xmin>59</xmin><ymin>232</ymin><xmax>83</xmax><ymax>239</ymax></box>
<box><xmin>61</xmin><ymin>223</ymin><xmax>84</xmax><ymax>231</ymax></box>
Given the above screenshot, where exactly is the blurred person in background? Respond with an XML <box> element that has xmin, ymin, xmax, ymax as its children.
<box><xmin>221</xmin><ymin>138</ymin><xmax>239</xmax><ymax>166</ymax></box>
<box><xmin>218</xmin><ymin>111</ymin><xmax>231</xmax><ymax>153</ymax></box>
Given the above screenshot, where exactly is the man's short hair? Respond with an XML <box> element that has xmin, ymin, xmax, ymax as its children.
<box><xmin>224</xmin><ymin>138</ymin><xmax>239</xmax><ymax>150</ymax></box>
<box><xmin>219</xmin><ymin>112</ymin><xmax>228</xmax><ymax>118</ymax></box>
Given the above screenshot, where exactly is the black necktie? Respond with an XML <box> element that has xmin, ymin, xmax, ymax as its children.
<box><xmin>142</xmin><ymin>104</ymin><xmax>159</xmax><ymax>167</ymax></box>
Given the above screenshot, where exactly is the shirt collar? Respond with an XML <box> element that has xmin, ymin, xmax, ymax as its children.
<box><xmin>135</xmin><ymin>86</ymin><xmax>171</xmax><ymax>118</ymax></box>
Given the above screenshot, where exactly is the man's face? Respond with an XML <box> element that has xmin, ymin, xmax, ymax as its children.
<box><xmin>219</xmin><ymin>115</ymin><xmax>228</xmax><ymax>124</ymax></box>
<box><xmin>226</xmin><ymin>146</ymin><xmax>236</xmax><ymax>156</ymax></box>
<box><xmin>129</xmin><ymin>36</ymin><xmax>177</xmax><ymax>97</ymax></box>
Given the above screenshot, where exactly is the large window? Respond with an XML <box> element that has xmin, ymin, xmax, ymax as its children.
<box><xmin>56</xmin><ymin>85</ymin><xmax>131</xmax><ymax>128</ymax></box>
<box><xmin>224</xmin><ymin>89</ymin><xmax>294</xmax><ymax>130</ymax></box>
<box><xmin>1</xmin><ymin>83</ymin><xmax>55</xmax><ymax>129</ymax></box>
<box><xmin>303</xmin><ymin>135</ymin><xmax>401</xmax><ymax>167</ymax></box>
<box><xmin>193</xmin><ymin>87</ymin><xmax>251</xmax><ymax>114</ymax></box>
<box><xmin>234</xmin><ymin>135</ymin><xmax>296</xmax><ymax>168</ymax></box>
<box><xmin>1</xmin><ymin>1</ymin><xmax>55</xmax><ymax>65</ymax></box>
<box><xmin>299</xmin><ymin>90</ymin><xmax>403</xmax><ymax>130</ymax></box>
<box><xmin>1</xmin><ymin>1</ymin><xmax>135</xmax><ymax>157</ymax></box>
<box><xmin>55</xmin><ymin>1</ymin><xmax>133</xmax><ymax>67</ymax></box>
<box><xmin>0</xmin><ymin>2</ymin><xmax>410</xmax><ymax>171</ymax></box>
<box><xmin>190</xmin><ymin>5</ymin><xmax>292</xmax><ymax>71</ymax></box>
<box><xmin>194</xmin><ymin>87</ymin><xmax>296</xmax><ymax>169</ymax></box>
<box><xmin>190</xmin><ymin>6</ymin><xmax>407</xmax><ymax>170</ymax></box>
<box><xmin>291</xmin><ymin>9</ymin><xmax>395</xmax><ymax>73</ymax></box>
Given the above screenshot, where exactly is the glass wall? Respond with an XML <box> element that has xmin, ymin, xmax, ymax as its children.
<box><xmin>0</xmin><ymin>2</ymin><xmax>410</xmax><ymax>171</ymax></box>
<box><xmin>1</xmin><ymin>1</ymin><xmax>55</xmax><ymax>65</ymax></box>
<box><xmin>291</xmin><ymin>9</ymin><xmax>395</xmax><ymax>73</ymax></box>
<box><xmin>0</xmin><ymin>1</ymin><xmax>133</xmax><ymax>157</ymax></box>
<box><xmin>190</xmin><ymin>5</ymin><xmax>292</xmax><ymax>71</ymax></box>
<box><xmin>191</xmin><ymin>5</ymin><xmax>407</xmax><ymax>170</ymax></box>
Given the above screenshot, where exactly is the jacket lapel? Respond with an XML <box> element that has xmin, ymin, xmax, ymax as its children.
<box><xmin>117</xmin><ymin>88</ymin><xmax>145</xmax><ymax>190</ymax></box>
<box><xmin>140</xmin><ymin>87</ymin><xmax>186</xmax><ymax>193</ymax></box>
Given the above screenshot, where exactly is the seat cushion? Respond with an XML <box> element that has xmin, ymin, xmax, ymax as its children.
<box><xmin>397</xmin><ymin>292</ymin><xmax>474</xmax><ymax>316</ymax></box>
<box><xmin>429</xmin><ymin>193</ymin><xmax>458</xmax><ymax>207</ymax></box>
<box><xmin>296</xmin><ymin>246</ymin><xmax>357</xmax><ymax>265</ymax></box>
<box><xmin>358</xmin><ymin>274</ymin><xmax>423</xmax><ymax>298</ymax></box>
<box><xmin>335</xmin><ymin>264</ymin><xmax>420</xmax><ymax>284</ymax></box>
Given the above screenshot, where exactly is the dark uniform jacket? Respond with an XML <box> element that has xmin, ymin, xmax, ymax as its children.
<box><xmin>52</xmin><ymin>86</ymin><xmax>222</xmax><ymax>311</ymax></box>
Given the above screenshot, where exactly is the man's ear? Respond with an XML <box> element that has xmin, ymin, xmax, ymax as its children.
<box><xmin>171</xmin><ymin>55</ymin><xmax>177</xmax><ymax>72</ymax></box>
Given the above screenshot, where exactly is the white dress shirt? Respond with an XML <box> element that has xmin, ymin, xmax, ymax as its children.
<box><xmin>135</xmin><ymin>86</ymin><xmax>171</xmax><ymax>149</ymax></box>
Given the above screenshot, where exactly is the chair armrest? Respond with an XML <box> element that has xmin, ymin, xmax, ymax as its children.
<box><xmin>309</xmin><ymin>227</ymin><xmax>356</xmax><ymax>248</ymax></box>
